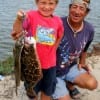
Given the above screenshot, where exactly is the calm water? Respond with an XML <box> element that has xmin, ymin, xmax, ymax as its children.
<box><xmin>0</xmin><ymin>0</ymin><xmax>100</xmax><ymax>61</ymax></box>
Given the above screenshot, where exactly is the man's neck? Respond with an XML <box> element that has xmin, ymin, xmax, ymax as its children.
<box><xmin>67</xmin><ymin>17</ymin><xmax>83</xmax><ymax>33</ymax></box>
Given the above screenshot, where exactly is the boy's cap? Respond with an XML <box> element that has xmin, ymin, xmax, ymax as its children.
<box><xmin>70</xmin><ymin>0</ymin><xmax>90</xmax><ymax>8</ymax></box>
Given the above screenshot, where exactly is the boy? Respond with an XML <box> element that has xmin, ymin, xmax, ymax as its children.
<box><xmin>11</xmin><ymin>0</ymin><xmax>64</xmax><ymax>100</ymax></box>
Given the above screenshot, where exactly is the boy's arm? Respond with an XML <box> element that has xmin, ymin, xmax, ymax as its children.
<box><xmin>55</xmin><ymin>18</ymin><xmax>64</xmax><ymax>50</ymax></box>
<box><xmin>55</xmin><ymin>33</ymin><xmax>63</xmax><ymax>50</ymax></box>
<box><xmin>11</xmin><ymin>10</ymin><xmax>25</xmax><ymax>40</ymax></box>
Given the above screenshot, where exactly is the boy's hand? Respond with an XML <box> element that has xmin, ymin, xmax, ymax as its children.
<box><xmin>11</xmin><ymin>10</ymin><xmax>25</xmax><ymax>40</ymax></box>
<box><xmin>17</xmin><ymin>10</ymin><xmax>26</xmax><ymax>20</ymax></box>
<box><xmin>11</xmin><ymin>30</ymin><xmax>23</xmax><ymax>40</ymax></box>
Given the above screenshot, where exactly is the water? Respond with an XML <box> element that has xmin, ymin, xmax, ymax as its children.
<box><xmin>0</xmin><ymin>0</ymin><xmax>100</xmax><ymax>61</ymax></box>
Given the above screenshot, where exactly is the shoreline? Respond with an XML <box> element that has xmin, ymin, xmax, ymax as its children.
<box><xmin>0</xmin><ymin>55</ymin><xmax>100</xmax><ymax>100</ymax></box>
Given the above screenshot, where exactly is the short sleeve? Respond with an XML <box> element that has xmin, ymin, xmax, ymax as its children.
<box><xmin>57</xmin><ymin>17</ymin><xmax>64</xmax><ymax>38</ymax></box>
<box><xmin>83</xmin><ymin>24</ymin><xmax>95</xmax><ymax>52</ymax></box>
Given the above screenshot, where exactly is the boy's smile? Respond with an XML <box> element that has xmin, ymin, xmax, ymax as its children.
<box><xmin>36</xmin><ymin>0</ymin><xmax>57</xmax><ymax>17</ymax></box>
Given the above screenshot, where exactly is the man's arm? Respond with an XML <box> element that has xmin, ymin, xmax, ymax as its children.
<box><xmin>78</xmin><ymin>51</ymin><xmax>92</xmax><ymax>72</ymax></box>
<box><xmin>79</xmin><ymin>51</ymin><xmax>87</xmax><ymax>65</ymax></box>
<box><xmin>78</xmin><ymin>40</ymin><xmax>93</xmax><ymax>71</ymax></box>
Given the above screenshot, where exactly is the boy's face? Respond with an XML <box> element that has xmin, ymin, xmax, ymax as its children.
<box><xmin>36</xmin><ymin>0</ymin><xmax>57</xmax><ymax>17</ymax></box>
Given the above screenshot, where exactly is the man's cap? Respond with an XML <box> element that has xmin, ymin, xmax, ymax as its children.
<box><xmin>70</xmin><ymin>0</ymin><xmax>90</xmax><ymax>8</ymax></box>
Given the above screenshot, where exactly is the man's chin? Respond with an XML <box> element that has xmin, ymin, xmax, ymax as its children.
<box><xmin>71</xmin><ymin>18</ymin><xmax>81</xmax><ymax>23</ymax></box>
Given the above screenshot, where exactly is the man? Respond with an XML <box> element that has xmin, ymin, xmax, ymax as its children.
<box><xmin>52</xmin><ymin>0</ymin><xmax>98</xmax><ymax>100</ymax></box>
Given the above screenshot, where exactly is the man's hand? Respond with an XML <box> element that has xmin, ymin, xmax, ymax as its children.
<box><xmin>78</xmin><ymin>64</ymin><xmax>92</xmax><ymax>73</ymax></box>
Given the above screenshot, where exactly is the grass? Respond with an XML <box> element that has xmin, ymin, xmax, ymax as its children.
<box><xmin>0</xmin><ymin>51</ymin><xmax>94</xmax><ymax>76</ymax></box>
<box><xmin>0</xmin><ymin>56</ymin><xmax>14</xmax><ymax>75</ymax></box>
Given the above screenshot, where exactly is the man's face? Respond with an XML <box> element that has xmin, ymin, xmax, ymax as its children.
<box><xmin>69</xmin><ymin>3</ymin><xmax>87</xmax><ymax>23</ymax></box>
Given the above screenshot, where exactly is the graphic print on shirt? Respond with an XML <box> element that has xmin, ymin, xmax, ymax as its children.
<box><xmin>36</xmin><ymin>25</ymin><xmax>55</xmax><ymax>45</ymax></box>
<box><xmin>58</xmin><ymin>37</ymin><xmax>70</xmax><ymax>68</ymax></box>
<box><xmin>59</xmin><ymin>36</ymin><xmax>87</xmax><ymax>68</ymax></box>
